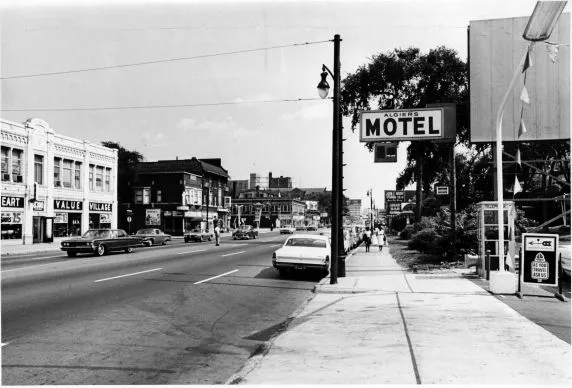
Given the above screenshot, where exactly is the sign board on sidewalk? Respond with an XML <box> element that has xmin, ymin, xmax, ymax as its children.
<box><xmin>435</xmin><ymin>186</ymin><xmax>449</xmax><ymax>195</ymax></box>
<box><xmin>521</xmin><ymin>233</ymin><xmax>559</xmax><ymax>286</ymax></box>
<box><xmin>387</xmin><ymin>201</ymin><xmax>402</xmax><ymax>215</ymax></box>
<box><xmin>360</xmin><ymin>108</ymin><xmax>444</xmax><ymax>142</ymax></box>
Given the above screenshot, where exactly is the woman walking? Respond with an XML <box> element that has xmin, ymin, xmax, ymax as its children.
<box><xmin>379</xmin><ymin>227</ymin><xmax>386</xmax><ymax>251</ymax></box>
<box><xmin>363</xmin><ymin>227</ymin><xmax>372</xmax><ymax>252</ymax></box>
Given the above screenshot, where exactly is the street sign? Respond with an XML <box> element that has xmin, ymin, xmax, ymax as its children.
<box><xmin>521</xmin><ymin>233</ymin><xmax>559</xmax><ymax>286</ymax></box>
<box><xmin>435</xmin><ymin>186</ymin><xmax>449</xmax><ymax>195</ymax></box>
<box><xmin>360</xmin><ymin>108</ymin><xmax>444</xmax><ymax>142</ymax></box>
<box><xmin>373</xmin><ymin>142</ymin><xmax>398</xmax><ymax>162</ymax></box>
<box><xmin>127</xmin><ymin>216</ymin><xmax>132</xmax><ymax>223</ymax></box>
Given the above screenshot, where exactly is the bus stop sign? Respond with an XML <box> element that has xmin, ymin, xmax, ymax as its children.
<box><xmin>521</xmin><ymin>233</ymin><xmax>559</xmax><ymax>286</ymax></box>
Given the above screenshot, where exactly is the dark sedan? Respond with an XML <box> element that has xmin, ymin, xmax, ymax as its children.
<box><xmin>184</xmin><ymin>228</ymin><xmax>213</xmax><ymax>243</ymax></box>
<box><xmin>135</xmin><ymin>228</ymin><xmax>172</xmax><ymax>247</ymax></box>
<box><xmin>60</xmin><ymin>229</ymin><xmax>143</xmax><ymax>257</ymax></box>
<box><xmin>232</xmin><ymin>225</ymin><xmax>258</xmax><ymax>240</ymax></box>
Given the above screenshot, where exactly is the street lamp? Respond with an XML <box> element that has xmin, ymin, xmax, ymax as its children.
<box><xmin>491</xmin><ymin>1</ymin><xmax>566</xmax><ymax>293</ymax></box>
<box><xmin>367</xmin><ymin>189</ymin><xmax>373</xmax><ymax>229</ymax></box>
<box><xmin>317</xmin><ymin>34</ymin><xmax>343</xmax><ymax>284</ymax></box>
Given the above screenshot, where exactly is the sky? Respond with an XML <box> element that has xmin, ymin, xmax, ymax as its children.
<box><xmin>1</xmin><ymin>0</ymin><xmax>569</xmax><ymax>209</ymax></box>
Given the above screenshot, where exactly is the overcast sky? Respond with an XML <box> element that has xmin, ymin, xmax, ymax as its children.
<box><xmin>1</xmin><ymin>0</ymin><xmax>568</xmax><ymax>208</ymax></box>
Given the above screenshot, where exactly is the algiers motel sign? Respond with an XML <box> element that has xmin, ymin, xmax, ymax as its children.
<box><xmin>359</xmin><ymin>108</ymin><xmax>444</xmax><ymax>142</ymax></box>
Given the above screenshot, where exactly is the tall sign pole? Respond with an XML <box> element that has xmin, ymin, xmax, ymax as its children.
<box><xmin>330</xmin><ymin>34</ymin><xmax>341</xmax><ymax>284</ymax></box>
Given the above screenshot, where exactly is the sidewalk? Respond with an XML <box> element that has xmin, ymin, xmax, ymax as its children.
<box><xmin>228</xmin><ymin>243</ymin><xmax>571</xmax><ymax>385</ymax></box>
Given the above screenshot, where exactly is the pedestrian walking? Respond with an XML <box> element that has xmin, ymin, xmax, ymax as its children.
<box><xmin>379</xmin><ymin>227</ymin><xmax>386</xmax><ymax>252</ymax></box>
<box><xmin>214</xmin><ymin>223</ymin><xmax>221</xmax><ymax>246</ymax></box>
<box><xmin>372</xmin><ymin>227</ymin><xmax>380</xmax><ymax>247</ymax></box>
<box><xmin>363</xmin><ymin>227</ymin><xmax>372</xmax><ymax>252</ymax></box>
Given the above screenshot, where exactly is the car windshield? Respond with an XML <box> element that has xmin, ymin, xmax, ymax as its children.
<box><xmin>137</xmin><ymin>229</ymin><xmax>154</xmax><ymax>234</ymax></box>
<box><xmin>285</xmin><ymin>238</ymin><xmax>327</xmax><ymax>248</ymax></box>
<box><xmin>83</xmin><ymin>230</ymin><xmax>111</xmax><ymax>238</ymax></box>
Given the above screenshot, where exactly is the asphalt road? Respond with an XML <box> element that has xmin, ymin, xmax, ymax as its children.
<box><xmin>1</xmin><ymin>231</ymin><xmax>323</xmax><ymax>385</ymax></box>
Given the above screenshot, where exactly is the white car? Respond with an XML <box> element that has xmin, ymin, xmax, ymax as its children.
<box><xmin>272</xmin><ymin>234</ymin><xmax>331</xmax><ymax>276</ymax></box>
<box><xmin>280</xmin><ymin>226</ymin><xmax>296</xmax><ymax>234</ymax></box>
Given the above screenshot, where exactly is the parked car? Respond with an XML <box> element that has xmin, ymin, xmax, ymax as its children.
<box><xmin>184</xmin><ymin>228</ymin><xmax>213</xmax><ymax>243</ymax></box>
<box><xmin>307</xmin><ymin>225</ymin><xmax>318</xmax><ymax>231</ymax></box>
<box><xmin>233</xmin><ymin>225</ymin><xmax>258</xmax><ymax>240</ymax></box>
<box><xmin>280</xmin><ymin>225</ymin><xmax>296</xmax><ymax>234</ymax></box>
<box><xmin>60</xmin><ymin>229</ymin><xmax>143</xmax><ymax>257</ymax></box>
<box><xmin>135</xmin><ymin>228</ymin><xmax>171</xmax><ymax>247</ymax></box>
<box><xmin>295</xmin><ymin>225</ymin><xmax>307</xmax><ymax>231</ymax></box>
<box><xmin>272</xmin><ymin>234</ymin><xmax>331</xmax><ymax>276</ymax></box>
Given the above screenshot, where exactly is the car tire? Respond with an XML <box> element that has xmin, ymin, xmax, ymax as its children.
<box><xmin>95</xmin><ymin>245</ymin><xmax>106</xmax><ymax>256</ymax></box>
<box><xmin>125</xmin><ymin>247</ymin><xmax>134</xmax><ymax>253</ymax></box>
<box><xmin>147</xmin><ymin>239</ymin><xmax>154</xmax><ymax>247</ymax></box>
<box><xmin>67</xmin><ymin>251</ymin><xmax>77</xmax><ymax>258</ymax></box>
<box><xmin>208</xmin><ymin>236</ymin><xmax>212</xmax><ymax>242</ymax></box>
<box><xmin>162</xmin><ymin>240</ymin><xmax>167</xmax><ymax>245</ymax></box>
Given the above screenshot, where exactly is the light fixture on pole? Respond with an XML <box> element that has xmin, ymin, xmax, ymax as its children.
<box><xmin>491</xmin><ymin>1</ymin><xmax>566</xmax><ymax>294</ymax></box>
<box><xmin>317</xmin><ymin>34</ymin><xmax>342</xmax><ymax>284</ymax></box>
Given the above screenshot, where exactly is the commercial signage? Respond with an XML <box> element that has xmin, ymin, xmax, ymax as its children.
<box><xmin>385</xmin><ymin>191</ymin><xmax>405</xmax><ymax>202</ymax></box>
<box><xmin>1</xmin><ymin>196</ymin><xmax>24</xmax><ymax>208</ymax></box>
<box><xmin>360</xmin><ymin>108</ymin><xmax>443</xmax><ymax>142</ymax></box>
<box><xmin>100</xmin><ymin>213</ymin><xmax>112</xmax><ymax>223</ymax></box>
<box><xmin>435</xmin><ymin>186</ymin><xmax>449</xmax><ymax>195</ymax></box>
<box><xmin>387</xmin><ymin>202</ymin><xmax>402</xmax><ymax>215</ymax></box>
<box><xmin>32</xmin><ymin>201</ymin><xmax>45</xmax><ymax>211</ymax></box>
<box><xmin>89</xmin><ymin>202</ymin><xmax>112</xmax><ymax>212</ymax></box>
<box><xmin>1</xmin><ymin>212</ymin><xmax>22</xmax><ymax>224</ymax></box>
<box><xmin>145</xmin><ymin>209</ymin><xmax>161</xmax><ymax>225</ymax></box>
<box><xmin>184</xmin><ymin>210</ymin><xmax>202</xmax><ymax>218</ymax></box>
<box><xmin>224</xmin><ymin>196</ymin><xmax>232</xmax><ymax>209</ymax></box>
<box><xmin>54</xmin><ymin>212</ymin><xmax>68</xmax><ymax>223</ymax></box>
<box><xmin>374</xmin><ymin>142</ymin><xmax>398</xmax><ymax>163</ymax></box>
<box><xmin>177</xmin><ymin>205</ymin><xmax>190</xmax><ymax>211</ymax></box>
<box><xmin>54</xmin><ymin>200</ymin><xmax>83</xmax><ymax>211</ymax></box>
<box><xmin>521</xmin><ymin>233</ymin><xmax>559</xmax><ymax>286</ymax></box>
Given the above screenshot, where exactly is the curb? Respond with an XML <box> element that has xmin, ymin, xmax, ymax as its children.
<box><xmin>225</xmin><ymin>292</ymin><xmax>318</xmax><ymax>385</ymax></box>
<box><xmin>312</xmin><ymin>246</ymin><xmax>360</xmax><ymax>294</ymax></box>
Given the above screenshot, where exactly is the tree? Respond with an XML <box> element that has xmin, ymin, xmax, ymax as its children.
<box><xmin>101</xmin><ymin>141</ymin><xmax>145</xmax><ymax>204</ymax></box>
<box><xmin>341</xmin><ymin>46</ymin><xmax>470</xmax><ymax>208</ymax></box>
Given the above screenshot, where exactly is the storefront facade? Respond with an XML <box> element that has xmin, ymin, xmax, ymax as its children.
<box><xmin>1</xmin><ymin>118</ymin><xmax>118</xmax><ymax>245</ymax></box>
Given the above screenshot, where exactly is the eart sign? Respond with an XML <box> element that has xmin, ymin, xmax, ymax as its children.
<box><xmin>89</xmin><ymin>202</ymin><xmax>112</xmax><ymax>212</ymax></box>
<box><xmin>54</xmin><ymin>200</ymin><xmax>83</xmax><ymax>210</ymax></box>
<box><xmin>360</xmin><ymin>108</ymin><xmax>443</xmax><ymax>142</ymax></box>
<box><xmin>1</xmin><ymin>196</ymin><xmax>24</xmax><ymax>208</ymax></box>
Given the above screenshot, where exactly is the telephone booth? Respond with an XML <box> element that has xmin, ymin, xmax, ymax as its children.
<box><xmin>476</xmin><ymin>201</ymin><xmax>517</xmax><ymax>279</ymax></box>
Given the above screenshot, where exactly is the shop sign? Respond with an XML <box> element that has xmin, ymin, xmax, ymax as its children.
<box><xmin>387</xmin><ymin>201</ymin><xmax>402</xmax><ymax>215</ymax></box>
<box><xmin>177</xmin><ymin>205</ymin><xmax>190</xmax><ymax>211</ymax></box>
<box><xmin>164</xmin><ymin>211</ymin><xmax>172</xmax><ymax>216</ymax></box>
<box><xmin>89</xmin><ymin>202</ymin><xmax>112</xmax><ymax>212</ymax></box>
<box><xmin>1</xmin><ymin>212</ymin><xmax>22</xmax><ymax>224</ymax></box>
<box><xmin>54</xmin><ymin>212</ymin><xmax>68</xmax><ymax>223</ymax></box>
<box><xmin>1</xmin><ymin>196</ymin><xmax>24</xmax><ymax>208</ymax></box>
<box><xmin>224</xmin><ymin>196</ymin><xmax>232</xmax><ymax>209</ymax></box>
<box><xmin>385</xmin><ymin>190</ymin><xmax>405</xmax><ymax>202</ymax></box>
<box><xmin>33</xmin><ymin>201</ymin><xmax>45</xmax><ymax>211</ymax></box>
<box><xmin>521</xmin><ymin>233</ymin><xmax>559</xmax><ymax>286</ymax></box>
<box><xmin>360</xmin><ymin>108</ymin><xmax>443</xmax><ymax>142</ymax></box>
<box><xmin>54</xmin><ymin>200</ymin><xmax>83</xmax><ymax>211</ymax></box>
<box><xmin>100</xmin><ymin>213</ymin><xmax>112</xmax><ymax>223</ymax></box>
<box><xmin>184</xmin><ymin>210</ymin><xmax>202</xmax><ymax>218</ymax></box>
<box><xmin>435</xmin><ymin>186</ymin><xmax>449</xmax><ymax>195</ymax></box>
<box><xmin>145</xmin><ymin>209</ymin><xmax>161</xmax><ymax>225</ymax></box>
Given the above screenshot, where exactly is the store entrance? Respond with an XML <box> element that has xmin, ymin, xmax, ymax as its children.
<box><xmin>33</xmin><ymin>216</ymin><xmax>44</xmax><ymax>243</ymax></box>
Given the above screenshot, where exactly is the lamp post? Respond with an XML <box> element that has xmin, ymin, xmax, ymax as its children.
<box><xmin>317</xmin><ymin>34</ymin><xmax>342</xmax><ymax>284</ymax></box>
<box><xmin>491</xmin><ymin>1</ymin><xmax>566</xmax><ymax>293</ymax></box>
<box><xmin>367</xmin><ymin>189</ymin><xmax>373</xmax><ymax>229</ymax></box>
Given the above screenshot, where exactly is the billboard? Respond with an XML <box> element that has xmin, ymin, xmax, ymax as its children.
<box><xmin>469</xmin><ymin>14</ymin><xmax>570</xmax><ymax>142</ymax></box>
<box><xmin>360</xmin><ymin>108</ymin><xmax>444</xmax><ymax>142</ymax></box>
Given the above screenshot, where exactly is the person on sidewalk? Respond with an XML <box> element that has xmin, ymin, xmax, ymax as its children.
<box><xmin>214</xmin><ymin>223</ymin><xmax>221</xmax><ymax>246</ymax></box>
<box><xmin>379</xmin><ymin>227</ymin><xmax>386</xmax><ymax>252</ymax></box>
<box><xmin>363</xmin><ymin>227</ymin><xmax>372</xmax><ymax>252</ymax></box>
<box><xmin>372</xmin><ymin>226</ymin><xmax>380</xmax><ymax>247</ymax></box>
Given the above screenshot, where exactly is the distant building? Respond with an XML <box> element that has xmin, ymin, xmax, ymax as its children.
<box><xmin>1</xmin><ymin>118</ymin><xmax>118</xmax><ymax>245</ymax></box>
<box><xmin>347</xmin><ymin>199</ymin><xmax>362</xmax><ymax>223</ymax></box>
<box><xmin>249</xmin><ymin>173</ymin><xmax>269</xmax><ymax>191</ymax></box>
<box><xmin>269</xmin><ymin>172</ymin><xmax>292</xmax><ymax>190</ymax></box>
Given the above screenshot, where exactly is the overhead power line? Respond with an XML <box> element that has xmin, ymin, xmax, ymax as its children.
<box><xmin>0</xmin><ymin>39</ymin><xmax>332</xmax><ymax>80</ymax></box>
<box><xmin>1</xmin><ymin>97</ymin><xmax>329</xmax><ymax>112</ymax></box>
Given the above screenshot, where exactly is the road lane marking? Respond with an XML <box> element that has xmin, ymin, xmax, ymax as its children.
<box><xmin>221</xmin><ymin>251</ymin><xmax>245</xmax><ymax>257</ymax></box>
<box><xmin>177</xmin><ymin>249</ymin><xmax>207</xmax><ymax>255</ymax></box>
<box><xmin>94</xmin><ymin>268</ymin><xmax>162</xmax><ymax>283</ymax></box>
<box><xmin>2</xmin><ymin>263</ymin><xmax>59</xmax><ymax>273</ymax></box>
<box><xmin>270</xmin><ymin>244</ymin><xmax>281</xmax><ymax>247</ymax></box>
<box><xmin>1</xmin><ymin>342</ymin><xmax>9</xmax><ymax>347</ymax></box>
<box><xmin>194</xmin><ymin>269</ymin><xmax>238</xmax><ymax>285</ymax></box>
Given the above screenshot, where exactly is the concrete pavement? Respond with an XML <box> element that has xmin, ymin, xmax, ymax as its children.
<box><xmin>227</xmin><ymin>241</ymin><xmax>571</xmax><ymax>385</ymax></box>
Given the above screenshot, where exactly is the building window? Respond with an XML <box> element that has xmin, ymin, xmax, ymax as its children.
<box><xmin>96</xmin><ymin>166</ymin><xmax>103</xmax><ymax>191</ymax></box>
<box><xmin>34</xmin><ymin>155</ymin><xmax>44</xmax><ymax>185</ymax></box>
<box><xmin>11</xmin><ymin>149</ymin><xmax>23</xmax><ymax>182</ymax></box>
<box><xmin>74</xmin><ymin>162</ymin><xmax>82</xmax><ymax>189</ymax></box>
<box><xmin>62</xmin><ymin>159</ymin><xmax>73</xmax><ymax>188</ymax></box>
<box><xmin>134</xmin><ymin>188</ymin><xmax>151</xmax><ymax>204</ymax></box>
<box><xmin>105</xmin><ymin>168</ymin><xmax>111</xmax><ymax>192</ymax></box>
<box><xmin>2</xmin><ymin>147</ymin><xmax>10</xmax><ymax>181</ymax></box>
<box><xmin>89</xmin><ymin>165</ymin><xmax>94</xmax><ymax>191</ymax></box>
<box><xmin>157</xmin><ymin>190</ymin><xmax>162</xmax><ymax>202</ymax></box>
<box><xmin>54</xmin><ymin>158</ymin><xmax>61</xmax><ymax>187</ymax></box>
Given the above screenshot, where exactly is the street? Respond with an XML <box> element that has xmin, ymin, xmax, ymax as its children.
<box><xmin>1</xmin><ymin>231</ymin><xmax>323</xmax><ymax>385</ymax></box>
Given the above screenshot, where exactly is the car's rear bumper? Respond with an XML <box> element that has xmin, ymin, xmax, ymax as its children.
<box><xmin>61</xmin><ymin>247</ymin><xmax>95</xmax><ymax>253</ymax></box>
<box><xmin>273</xmin><ymin>259</ymin><xmax>328</xmax><ymax>271</ymax></box>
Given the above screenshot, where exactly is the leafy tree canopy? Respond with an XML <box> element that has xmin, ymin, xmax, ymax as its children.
<box><xmin>101</xmin><ymin>141</ymin><xmax>145</xmax><ymax>203</ymax></box>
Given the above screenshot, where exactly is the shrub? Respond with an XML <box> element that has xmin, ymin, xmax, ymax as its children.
<box><xmin>408</xmin><ymin>228</ymin><xmax>442</xmax><ymax>253</ymax></box>
<box><xmin>399</xmin><ymin>225</ymin><xmax>415</xmax><ymax>239</ymax></box>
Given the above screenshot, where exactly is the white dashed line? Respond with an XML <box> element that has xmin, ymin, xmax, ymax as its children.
<box><xmin>221</xmin><ymin>251</ymin><xmax>245</xmax><ymax>257</ymax></box>
<box><xmin>270</xmin><ymin>244</ymin><xmax>281</xmax><ymax>247</ymax></box>
<box><xmin>194</xmin><ymin>269</ymin><xmax>239</xmax><ymax>285</ymax></box>
<box><xmin>2</xmin><ymin>263</ymin><xmax>58</xmax><ymax>273</ymax></box>
<box><xmin>1</xmin><ymin>342</ymin><xmax>9</xmax><ymax>347</ymax></box>
<box><xmin>177</xmin><ymin>249</ymin><xmax>207</xmax><ymax>255</ymax></box>
<box><xmin>94</xmin><ymin>268</ymin><xmax>162</xmax><ymax>283</ymax></box>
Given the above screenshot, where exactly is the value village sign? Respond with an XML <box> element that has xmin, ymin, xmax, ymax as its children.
<box><xmin>359</xmin><ymin>105</ymin><xmax>456</xmax><ymax>143</ymax></box>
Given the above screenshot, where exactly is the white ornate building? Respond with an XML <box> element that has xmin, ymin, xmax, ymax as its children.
<box><xmin>1</xmin><ymin>118</ymin><xmax>118</xmax><ymax>245</ymax></box>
